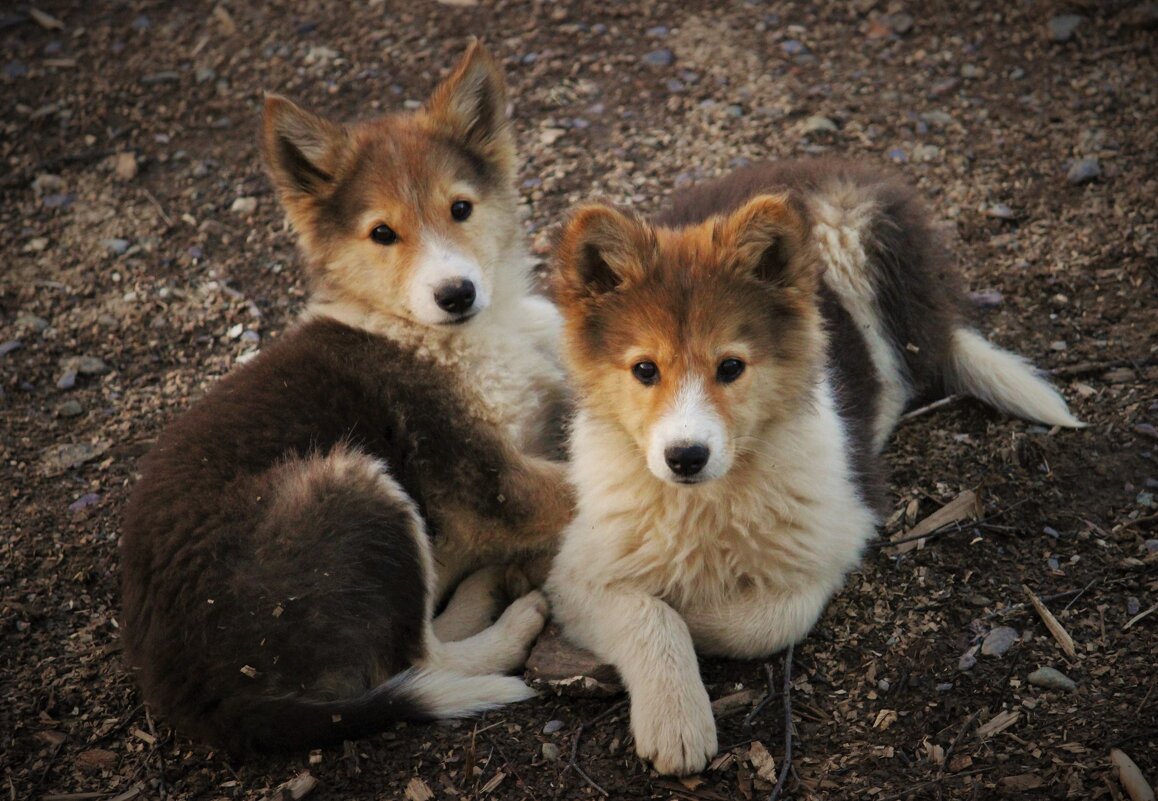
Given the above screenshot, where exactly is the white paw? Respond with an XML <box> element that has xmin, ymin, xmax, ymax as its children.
<box><xmin>631</xmin><ymin>680</ymin><xmax>717</xmax><ymax>776</ymax></box>
<box><xmin>489</xmin><ymin>590</ymin><xmax>549</xmax><ymax>670</ymax></box>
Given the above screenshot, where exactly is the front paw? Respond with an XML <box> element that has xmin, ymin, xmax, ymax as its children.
<box><xmin>630</xmin><ymin>681</ymin><xmax>717</xmax><ymax>776</ymax></box>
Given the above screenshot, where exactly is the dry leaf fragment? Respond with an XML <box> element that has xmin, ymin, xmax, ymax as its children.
<box><xmin>922</xmin><ymin>737</ymin><xmax>945</xmax><ymax>766</ymax></box>
<box><xmin>404</xmin><ymin>777</ymin><xmax>434</xmax><ymax>801</ymax></box>
<box><xmin>679</xmin><ymin>775</ymin><xmax>706</xmax><ymax>791</ymax></box>
<box><xmin>976</xmin><ymin>709</ymin><xmax>1020</xmax><ymax>740</ymax></box>
<box><xmin>1111</xmin><ymin>749</ymin><xmax>1156</xmax><ymax>801</ymax></box>
<box><xmin>890</xmin><ymin>490</ymin><xmax>981</xmax><ymax>553</ymax></box>
<box><xmin>748</xmin><ymin>741</ymin><xmax>778</xmax><ymax>783</ymax></box>
<box><xmin>873</xmin><ymin>708</ymin><xmax>899</xmax><ymax>730</ymax></box>
<box><xmin>1023</xmin><ymin>584</ymin><xmax>1077</xmax><ymax>657</ymax></box>
<box><xmin>239</xmin><ymin>664</ymin><xmax>259</xmax><ymax>678</ymax></box>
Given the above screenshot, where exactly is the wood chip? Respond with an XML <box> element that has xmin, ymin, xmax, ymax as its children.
<box><xmin>873</xmin><ymin>708</ymin><xmax>899</xmax><ymax>730</ymax></box>
<box><xmin>711</xmin><ymin>688</ymin><xmax>758</xmax><ymax>715</ymax></box>
<box><xmin>889</xmin><ymin>490</ymin><xmax>981</xmax><ymax>553</ymax></box>
<box><xmin>479</xmin><ymin>771</ymin><xmax>506</xmax><ymax>794</ymax></box>
<box><xmin>1123</xmin><ymin>602</ymin><xmax>1158</xmax><ymax>631</ymax></box>
<box><xmin>1000</xmin><ymin>773</ymin><xmax>1044</xmax><ymax>790</ymax></box>
<box><xmin>212</xmin><ymin>4</ymin><xmax>236</xmax><ymax>36</ymax></box>
<box><xmin>747</xmin><ymin>741</ymin><xmax>777</xmax><ymax>783</ymax></box>
<box><xmin>1023</xmin><ymin>584</ymin><xmax>1077</xmax><ymax>658</ymax></box>
<box><xmin>404</xmin><ymin>777</ymin><xmax>434</xmax><ymax>801</ymax></box>
<box><xmin>29</xmin><ymin>7</ymin><xmax>65</xmax><ymax>29</ymax></box>
<box><xmin>1111</xmin><ymin>749</ymin><xmax>1156</xmax><ymax>801</ymax></box>
<box><xmin>261</xmin><ymin>771</ymin><xmax>318</xmax><ymax>801</ymax></box>
<box><xmin>976</xmin><ymin>709</ymin><xmax>1020</xmax><ymax>740</ymax></box>
<box><xmin>129</xmin><ymin>727</ymin><xmax>156</xmax><ymax>746</ymax></box>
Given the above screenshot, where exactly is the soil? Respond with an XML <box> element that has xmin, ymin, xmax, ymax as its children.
<box><xmin>2</xmin><ymin>1</ymin><xmax>1156</xmax><ymax>800</ymax></box>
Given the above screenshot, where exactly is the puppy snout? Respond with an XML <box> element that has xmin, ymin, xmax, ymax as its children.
<box><xmin>664</xmin><ymin>443</ymin><xmax>710</xmax><ymax>478</ymax></box>
<box><xmin>433</xmin><ymin>279</ymin><xmax>476</xmax><ymax>314</ymax></box>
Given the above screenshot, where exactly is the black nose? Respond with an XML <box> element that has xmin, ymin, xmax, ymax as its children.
<box><xmin>665</xmin><ymin>443</ymin><xmax>710</xmax><ymax>478</ymax></box>
<box><xmin>434</xmin><ymin>280</ymin><xmax>476</xmax><ymax>314</ymax></box>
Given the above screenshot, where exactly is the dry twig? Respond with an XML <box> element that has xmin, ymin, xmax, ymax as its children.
<box><xmin>768</xmin><ymin>643</ymin><xmax>794</xmax><ymax>801</ymax></box>
<box><xmin>1023</xmin><ymin>584</ymin><xmax>1077</xmax><ymax>658</ymax></box>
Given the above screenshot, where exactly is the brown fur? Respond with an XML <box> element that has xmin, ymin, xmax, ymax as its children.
<box><xmin>120</xmin><ymin>43</ymin><xmax>571</xmax><ymax>755</ymax></box>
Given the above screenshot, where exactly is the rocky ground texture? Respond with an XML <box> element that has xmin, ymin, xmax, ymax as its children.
<box><xmin>2</xmin><ymin>1</ymin><xmax>1156</xmax><ymax>799</ymax></box>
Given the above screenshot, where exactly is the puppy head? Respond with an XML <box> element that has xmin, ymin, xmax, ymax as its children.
<box><xmin>261</xmin><ymin>40</ymin><xmax>522</xmax><ymax>326</ymax></box>
<box><xmin>554</xmin><ymin>195</ymin><xmax>823</xmax><ymax>486</ymax></box>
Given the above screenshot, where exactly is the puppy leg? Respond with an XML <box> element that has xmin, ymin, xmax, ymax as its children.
<box><xmin>682</xmin><ymin>583</ymin><xmax>835</xmax><ymax>659</ymax></box>
<box><xmin>423</xmin><ymin>591</ymin><xmax>548</xmax><ymax>676</ymax></box>
<box><xmin>551</xmin><ymin>583</ymin><xmax>716</xmax><ymax>776</ymax></box>
<box><xmin>432</xmin><ymin>566</ymin><xmax>505</xmax><ymax>642</ymax></box>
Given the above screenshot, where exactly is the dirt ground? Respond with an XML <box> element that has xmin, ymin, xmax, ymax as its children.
<box><xmin>2</xmin><ymin>1</ymin><xmax>1156</xmax><ymax>799</ymax></box>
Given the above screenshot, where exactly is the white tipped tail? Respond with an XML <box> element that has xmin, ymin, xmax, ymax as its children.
<box><xmin>946</xmin><ymin>328</ymin><xmax>1085</xmax><ymax>428</ymax></box>
<box><xmin>388</xmin><ymin>667</ymin><xmax>536</xmax><ymax>718</ymax></box>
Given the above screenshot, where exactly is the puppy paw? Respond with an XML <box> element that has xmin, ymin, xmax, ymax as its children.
<box><xmin>487</xmin><ymin>590</ymin><xmax>549</xmax><ymax>671</ymax></box>
<box><xmin>631</xmin><ymin>681</ymin><xmax>717</xmax><ymax>776</ymax></box>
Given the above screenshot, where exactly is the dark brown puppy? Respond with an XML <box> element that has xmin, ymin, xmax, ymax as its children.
<box><xmin>120</xmin><ymin>42</ymin><xmax>572</xmax><ymax>755</ymax></box>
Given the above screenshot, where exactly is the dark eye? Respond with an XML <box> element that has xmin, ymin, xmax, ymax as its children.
<box><xmin>631</xmin><ymin>361</ymin><xmax>659</xmax><ymax>386</ymax></box>
<box><xmin>717</xmin><ymin>358</ymin><xmax>745</xmax><ymax>383</ymax></box>
<box><xmin>450</xmin><ymin>200</ymin><xmax>473</xmax><ymax>221</ymax></box>
<box><xmin>370</xmin><ymin>224</ymin><xmax>398</xmax><ymax>245</ymax></box>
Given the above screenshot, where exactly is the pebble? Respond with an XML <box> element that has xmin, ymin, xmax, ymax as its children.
<box><xmin>1028</xmin><ymin>666</ymin><xmax>1076</xmax><ymax>691</ymax></box>
<box><xmin>921</xmin><ymin>110</ymin><xmax>955</xmax><ymax>128</ymax></box>
<box><xmin>231</xmin><ymin>196</ymin><xmax>258</xmax><ymax>215</ymax></box>
<box><xmin>62</xmin><ymin>355</ymin><xmax>109</xmax><ymax>375</ymax></box>
<box><xmin>195</xmin><ymin>67</ymin><xmax>217</xmax><ymax>84</ymax></box>
<box><xmin>643</xmin><ymin>49</ymin><xmax>674</xmax><ymax>67</ymax></box>
<box><xmin>1127</xmin><ymin>597</ymin><xmax>1141</xmax><ymax>616</ymax></box>
<box><xmin>914</xmin><ymin>144</ymin><xmax>940</xmax><ymax>161</ymax></box>
<box><xmin>781</xmin><ymin>39</ymin><xmax>807</xmax><ymax>56</ymax></box>
<box><xmin>68</xmin><ymin>492</ymin><xmax>101</xmax><ymax>513</ymax></box>
<box><xmin>801</xmin><ymin>115</ymin><xmax>838</xmax><ymax>135</ymax></box>
<box><xmin>4</xmin><ymin>60</ymin><xmax>27</xmax><ymax>78</ymax></box>
<box><xmin>958</xmin><ymin>651</ymin><xmax>977</xmax><ymax>671</ymax></box>
<box><xmin>541</xmin><ymin>742</ymin><xmax>561</xmax><ymax>761</ymax></box>
<box><xmin>887</xmin><ymin>147</ymin><xmax>907</xmax><ymax>162</ymax></box>
<box><xmin>981</xmin><ymin>626</ymin><xmax>1019</xmax><ymax>657</ymax></box>
<box><xmin>936</xmin><ymin>682</ymin><xmax>954</xmax><ymax>692</ymax></box>
<box><xmin>1146</xmin><ymin>539</ymin><xmax>1158</xmax><ymax>554</ymax></box>
<box><xmin>56</xmin><ymin>369</ymin><xmax>77</xmax><ymax>390</ymax></box>
<box><xmin>960</xmin><ymin>64</ymin><xmax>981</xmax><ymax>80</ymax></box>
<box><xmin>141</xmin><ymin>71</ymin><xmax>181</xmax><ymax>85</ymax></box>
<box><xmin>542</xmin><ymin>719</ymin><xmax>564</xmax><ymax>734</ymax></box>
<box><xmin>888</xmin><ymin>13</ymin><xmax>913</xmax><ymax>34</ymax></box>
<box><xmin>1043</xmin><ymin>526</ymin><xmax>1060</xmax><ymax>539</ymax></box>
<box><xmin>131</xmin><ymin>14</ymin><xmax>151</xmax><ymax>30</ymax></box>
<box><xmin>42</xmin><ymin>193</ymin><xmax>74</xmax><ymax>208</ymax></box>
<box><xmin>240</xmin><ymin>330</ymin><xmax>261</xmax><ymax>345</ymax></box>
<box><xmin>57</xmin><ymin>399</ymin><xmax>83</xmax><ymax>417</ymax></box>
<box><xmin>113</xmin><ymin>152</ymin><xmax>138</xmax><ymax>181</ymax></box>
<box><xmin>929</xmin><ymin>78</ymin><xmax>959</xmax><ymax>98</ymax></box>
<box><xmin>1067</xmin><ymin>158</ymin><xmax>1101</xmax><ymax>185</ymax></box>
<box><xmin>17</xmin><ymin>313</ymin><xmax>49</xmax><ymax>332</ymax></box>
<box><xmin>32</xmin><ymin>173</ymin><xmax>65</xmax><ymax>196</ymax></box>
<box><xmin>970</xmin><ymin>290</ymin><xmax>1003</xmax><ymax>309</ymax></box>
<box><xmin>23</xmin><ymin>237</ymin><xmax>48</xmax><ymax>253</ymax></box>
<box><xmin>987</xmin><ymin>203</ymin><xmax>1016</xmax><ymax>220</ymax></box>
<box><xmin>1050</xmin><ymin>340</ymin><xmax>1068</xmax><ymax>351</ymax></box>
<box><xmin>665</xmin><ymin>78</ymin><xmax>685</xmax><ymax>93</ymax></box>
<box><xmin>1048</xmin><ymin>14</ymin><xmax>1085</xmax><ymax>43</ymax></box>
<box><xmin>1132</xmin><ymin>423</ymin><xmax>1157</xmax><ymax>440</ymax></box>
<box><xmin>1</xmin><ymin>340</ymin><xmax>22</xmax><ymax>357</ymax></box>
<box><xmin>103</xmin><ymin>238</ymin><xmax>130</xmax><ymax>255</ymax></box>
<box><xmin>726</xmin><ymin>104</ymin><xmax>744</xmax><ymax>117</ymax></box>
<box><xmin>645</xmin><ymin>25</ymin><xmax>668</xmax><ymax>38</ymax></box>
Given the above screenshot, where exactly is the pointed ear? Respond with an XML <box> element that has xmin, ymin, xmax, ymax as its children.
<box><xmin>716</xmin><ymin>194</ymin><xmax>815</xmax><ymax>291</ymax></box>
<box><xmin>423</xmin><ymin>40</ymin><xmax>513</xmax><ymax>171</ymax></box>
<box><xmin>261</xmin><ymin>94</ymin><xmax>350</xmax><ymax>200</ymax></box>
<box><xmin>553</xmin><ymin>204</ymin><xmax>651</xmax><ymax>302</ymax></box>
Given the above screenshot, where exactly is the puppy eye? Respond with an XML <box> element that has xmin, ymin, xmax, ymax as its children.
<box><xmin>717</xmin><ymin>358</ymin><xmax>746</xmax><ymax>383</ymax></box>
<box><xmin>631</xmin><ymin>361</ymin><xmax>659</xmax><ymax>386</ymax></box>
<box><xmin>450</xmin><ymin>200</ymin><xmax>473</xmax><ymax>221</ymax></box>
<box><xmin>370</xmin><ymin>224</ymin><xmax>398</xmax><ymax>245</ymax></box>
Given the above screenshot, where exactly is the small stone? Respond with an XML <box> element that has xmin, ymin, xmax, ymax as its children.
<box><xmin>240</xmin><ymin>330</ymin><xmax>261</xmax><ymax>345</ymax></box>
<box><xmin>103</xmin><ymin>238</ymin><xmax>130</xmax><ymax>255</ymax></box>
<box><xmin>231</xmin><ymin>196</ymin><xmax>258</xmax><ymax>215</ymax></box>
<box><xmin>131</xmin><ymin>14</ymin><xmax>151</xmax><ymax>30</ymax></box>
<box><xmin>1048</xmin><ymin>14</ymin><xmax>1085</xmax><ymax>43</ymax></box>
<box><xmin>958</xmin><ymin>650</ymin><xmax>977</xmax><ymax>671</ymax></box>
<box><xmin>960</xmin><ymin>63</ymin><xmax>981</xmax><ymax>79</ymax></box>
<box><xmin>62</xmin><ymin>356</ymin><xmax>109</xmax><ymax>375</ymax></box>
<box><xmin>726</xmin><ymin>104</ymin><xmax>744</xmax><ymax>117</ymax></box>
<box><xmin>539</xmin><ymin>128</ymin><xmax>566</xmax><ymax>146</ymax></box>
<box><xmin>1127</xmin><ymin>597</ymin><xmax>1141</xmax><ymax>616</ymax></box>
<box><xmin>32</xmin><ymin>173</ymin><xmax>65</xmax><ymax>196</ymax></box>
<box><xmin>542</xmin><ymin>719</ymin><xmax>564</xmax><ymax>734</ymax></box>
<box><xmin>781</xmin><ymin>39</ymin><xmax>807</xmax><ymax>56</ymax></box>
<box><xmin>970</xmin><ymin>290</ymin><xmax>1003</xmax><ymax>309</ymax></box>
<box><xmin>1132</xmin><ymin>423</ymin><xmax>1157</xmax><ymax>440</ymax></box>
<box><xmin>1146</xmin><ymin>539</ymin><xmax>1158</xmax><ymax>554</ymax></box>
<box><xmin>1067</xmin><ymin>157</ymin><xmax>1101</xmax><ymax>186</ymax></box>
<box><xmin>17</xmin><ymin>313</ymin><xmax>49</xmax><ymax>332</ymax></box>
<box><xmin>914</xmin><ymin>143</ymin><xmax>940</xmax><ymax>161</ymax></box>
<box><xmin>195</xmin><ymin>66</ymin><xmax>217</xmax><ymax>84</ymax></box>
<box><xmin>541</xmin><ymin>742</ymin><xmax>561</xmax><ymax>761</ymax></box>
<box><xmin>56</xmin><ymin>369</ymin><xmax>77</xmax><ymax>390</ymax></box>
<box><xmin>643</xmin><ymin>48</ymin><xmax>674</xmax><ymax>67</ymax></box>
<box><xmin>921</xmin><ymin>110</ymin><xmax>955</xmax><ymax>127</ymax></box>
<box><xmin>1010</xmin><ymin>67</ymin><xmax>1026</xmax><ymax>80</ymax></box>
<box><xmin>56</xmin><ymin>399</ymin><xmax>83</xmax><ymax>417</ymax></box>
<box><xmin>981</xmin><ymin>626</ymin><xmax>1019</xmax><ymax>657</ymax></box>
<box><xmin>888</xmin><ymin>12</ymin><xmax>913</xmax><ymax>33</ymax></box>
<box><xmin>1043</xmin><ymin>526</ymin><xmax>1061</xmax><ymax>539</ymax></box>
<box><xmin>935</xmin><ymin>682</ymin><xmax>954</xmax><ymax>692</ymax></box>
<box><xmin>4</xmin><ymin>60</ymin><xmax>28</xmax><ymax>79</ymax></box>
<box><xmin>645</xmin><ymin>25</ymin><xmax>668</xmax><ymax>38</ymax></box>
<box><xmin>1047</xmin><ymin>556</ymin><xmax>1060</xmax><ymax>571</ymax></box>
<box><xmin>986</xmin><ymin>203</ymin><xmax>1016</xmax><ymax>220</ymax></box>
<box><xmin>1138</xmin><ymin>491</ymin><xmax>1155</xmax><ymax>508</ymax></box>
<box><xmin>23</xmin><ymin>237</ymin><xmax>49</xmax><ymax>253</ymax></box>
<box><xmin>1050</xmin><ymin>340</ymin><xmax>1068</xmax><ymax>351</ymax></box>
<box><xmin>665</xmin><ymin>78</ymin><xmax>685</xmax><ymax>92</ymax></box>
<box><xmin>1028</xmin><ymin>666</ymin><xmax>1077</xmax><ymax>691</ymax></box>
<box><xmin>887</xmin><ymin>147</ymin><xmax>907</xmax><ymax>162</ymax></box>
<box><xmin>68</xmin><ymin>492</ymin><xmax>101</xmax><ymax>512</ymax></box>
<box><xmin>801</xmin><ymin>115</ymin><xmax>838</xmax><ymax>135</ymax></box>
<box><xmin>113</xmin><ymin>152</ymin><xmax>138</xmax><ymax>181</ymax></box>
<box><xmin>929</xmin><ymin>78</ymin><xmax>959</xmax><ymax>98</ymax></box>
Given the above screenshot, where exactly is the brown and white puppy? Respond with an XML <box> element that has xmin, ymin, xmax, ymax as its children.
<box><xmin>546</xmin><ymin>160</ymin><xmax>1083</xmax><ymax>775</ymax></box>
<box><xmin>120</xmin><ymin>42</ymin><xmax>573</xmax><ymax>755</ymax></box>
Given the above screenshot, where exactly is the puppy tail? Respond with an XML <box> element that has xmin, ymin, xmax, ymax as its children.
<box><xmin>945</xmin><ymin>328</ymin><xmax>1085</xmax><ymax>428</ymax></box>
<box><xmin>220</xmin><ymin>668</ymin><xmax>535</xmax><ymax>754</ymax></box>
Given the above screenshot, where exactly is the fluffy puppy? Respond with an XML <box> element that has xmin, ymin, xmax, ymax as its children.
<box><xmin>120</xmin><ymin>42</ymin><xmax>572</xmax><ymax>755</ymax></box>
<box><xmin>546</xmin><ymin>160</ymin><xmax>1082</xmax><ymax>775</ymax></box>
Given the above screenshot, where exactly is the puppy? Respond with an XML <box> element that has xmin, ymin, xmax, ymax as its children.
<box><xmin>120</xmin><ymin>42</ymin><xmax>573</xmax><ymax>754</ymax></box>
<box><xmin>546</xmin><ymin>160</ymin><xmax>1083</xmax><ymax>775</ymax></box>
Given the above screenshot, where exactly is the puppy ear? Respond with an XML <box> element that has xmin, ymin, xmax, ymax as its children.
<box><xmin>716</xmin><ymin>194</ymin><xmax>815</xmax><ymax>291</ymax></box>
<box><xmin>423</xmin><ymin>39</ymin><xmax>514</xmax><ymax>172</ymax></box>
<box><xmin>554</xmin><ymin>204</ymin><xmax>651</xmax><ymax>302</ymax></box>
<box><xmin>261</xmin><ymin>94</ymin><xmax>350</xmax><ymax>200</ymax></box>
